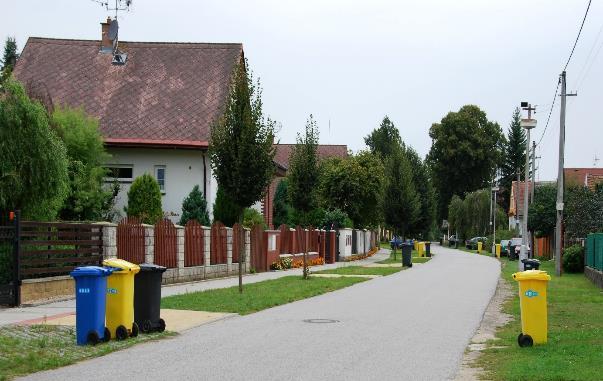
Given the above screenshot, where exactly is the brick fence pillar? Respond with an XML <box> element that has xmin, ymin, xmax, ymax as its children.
<box><xmin>176</xmin><ymin>225</ymin><xmax>185</xmax><ymax>269</ymax></box>
<box><xmin>203</xmin><ymin>226</ymin><xmax>211</xmax><ymax>266</ymax></box>
<box><xmin>143</xmin><ymin>224</ymin><xmax>154</xmax><ymax>264</ymax></box>
<box><xmin>245</xmin><ymin>228</ymin><xmax>251</xmax><ymax>271</ymax></box>
<box><xmin>97</xmin><ymin>222</ymin><xmax>117</xmax><ymax>260</ymax></box>
<box><xmin>226</xmin><ymin>227</ymin><xmax>233</xmax><ymax>265</ymax></box>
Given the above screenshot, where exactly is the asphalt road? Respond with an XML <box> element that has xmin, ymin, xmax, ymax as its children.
<box><xmin>22</xmin><ymin>245</ymin><xmax>500</xmax><ymax>381</ymax></box>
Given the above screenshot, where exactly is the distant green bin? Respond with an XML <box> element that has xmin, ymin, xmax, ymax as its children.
<box><xmin>597</xmin><ymin>234</ymin><xmax>603</xmax><ymax>271</ymax></box>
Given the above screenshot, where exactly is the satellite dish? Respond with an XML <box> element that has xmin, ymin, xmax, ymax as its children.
<box><xmin>108</xmin><ymin>19</ymin><xmax>119</xmax><ymax>41</ymax></box>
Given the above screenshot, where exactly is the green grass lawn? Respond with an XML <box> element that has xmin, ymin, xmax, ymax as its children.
<box><xmin>376</xmin><ymin>250</ymin><xmax>431</xmax><ymax>264</ymax></box>
<box><xmin>313</xmin><ymin>266</ymin><xmax>403</xmax><ymax>276</ymax></box>
<box><xmin>161</xmin><ymin>275</ymin><xmax>367</xmax><ymax>315</ymax></box>
<box><xmin>477</xmin><ymin>258</ymin><xmax>603</xmax><ymax>380</ymax></box>
<box><xmin>0</xmin><ymin>325</ymin><xmax>171</xmax><ymax>381</ymax></box>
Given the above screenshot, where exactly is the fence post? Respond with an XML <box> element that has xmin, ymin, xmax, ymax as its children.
<box><xmin>226</xmin><ymin>227</ymin><xmax>233</xmax><ymax>266</ymax></box>
<box><xmin>203</xmin><ymin>225</ymin><xmax>211</xmax><ymax>269</ymax></box>
<box><xmin>13</xmin><ymin>210</ymin><xmax>21</xmax><ymax>307</ymax></box>
<box><xmin>245</xmin><ymin>228</ymin><xmax>250</xmax><ymax>272</ymax></box>
<box><xmin>176</xmin><ymin>225</ymin><xmax>184</xmax><ymax>269</ymax></box>
<box><xmin>143</xmin><ymin>224</ymin><xmax>154</xmax><ymax>264</ymax></box>
<box><xmin>98</xmin><ymin>222</ymin><xmax>118</xmax><ymax>260</ymax></box>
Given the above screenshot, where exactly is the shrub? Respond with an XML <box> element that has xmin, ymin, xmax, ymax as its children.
<box><xmin>563</xmin><ymin>244</ymin><xmax>584</xmax><ymax>273</ymax></box>
<box><xmin>321</xmin><ymin>208</ymin><xmax>353</xmax><ymax>230</ymax></box>
<box><xmin>273</xmin><ymin>179</ymin><xmax>291</xmax><ymax>228</ymax></box>
<box><xmin>125</xmin><ymin>174</ymin><xmax>163</xmax><ymax>224</ymax></box>
<box><xmin>179</xmin><ymin>185</ymin><xmax>210</xmax><ymax>226</ymax></box>
<box><xmin>212</xmin><ymin>188</ymin><xmax>240</xmax><ymax>226</ymax></box>
<box><xmin>243</xmin><ymin>208</ymin><xmax>266</xmax><ymax>229</ymax></box>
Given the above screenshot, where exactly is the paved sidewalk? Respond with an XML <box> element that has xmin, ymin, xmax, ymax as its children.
<box><xmin>21</xmin><ymin>244</ymin><xmax>501</xmax><ymax>381</ymax></box>
<box><xmin>0</xmin><ymin>250</ymin><xmax>388</xmax><ymax>326</ymax></box>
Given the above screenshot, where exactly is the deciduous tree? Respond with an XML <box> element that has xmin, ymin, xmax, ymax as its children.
<box><xmin>364</xmin><ymin>116</ymin><xmax>401</xmax><ymax>160</ymax></box>
<box><xmin>0</xmin><ymin>79</ymin><xmax>68</xmax><ymax>220</ymax></box>
<box><xmin>527</xmin><ymin>184</ymin><xmax>556</xmax><ymax>238</ymax></box>
<box><xmin>209</xmin><ymin>61</ymin><xmax>276</xmax><ymax>291</ymax></box>
<box><xmin>427</xmin><ymin>105</ymin><xmax>504</xmax><ymax>220</ymax></box>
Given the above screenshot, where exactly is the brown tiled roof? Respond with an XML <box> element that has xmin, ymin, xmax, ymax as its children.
<box><xmin>273</xmin><ymin>144</ymin><xmax>348</xmax><ymax>170</ymax></box>
<box><xmin>564</xmin><ymin>168</ymin><xmax>603</xmax><ymax>188</ymax></box>
<box><xmin>12</xmin><ymin>37</ymin><xmax>243</xmax><ymax>148</ymax></box>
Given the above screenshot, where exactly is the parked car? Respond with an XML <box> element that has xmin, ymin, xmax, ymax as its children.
<box><xmin>465</xmin><ymin>237</ymin><xmax>487</xmax><ymax>250</ymax></box>
<box><xmin>448</xmin><ymin>235</ymin><xmax>460</xmax><ymax>247</ymax></box>
<box><xmin>508</xmin><ymin>237</ymin><xmax>530</xmax><ymax>260</ymax></box>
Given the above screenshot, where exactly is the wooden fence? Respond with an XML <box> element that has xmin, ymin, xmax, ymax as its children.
<box><xmin>250</xmin><ymin>224</ymin><xmax>266</xmax><ymax>272</ymax></box>
<box><xmin>117</xmin><ymin>217</ymin><xmax>145</xmax><ymax>264</ymax></box>
<box><xmin>184</xmin><ymin>220</ymin><xmax>204</xmax><ymax>267</ymax></box>
<box><xmin>210</xmin><ymin>222</ymin><xmax>227</xmax><ymax>265</ymax></box>
<box><xmin>154</xmin><ymin>218</ymin><xmax>177</xmax><ymax>268</ymax></box>
<box><xmin>19</xmin><ymin>221</ymin><xmax>103</xmax><ymax>278</ymax></box>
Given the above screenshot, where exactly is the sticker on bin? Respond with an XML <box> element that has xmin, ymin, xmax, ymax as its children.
<box><xmin>107</xmin><ymin>288</ymin><xmax>118</xmax><ymax>294</ymax></box>
<box><xmin>78</xmin><ymin>288</ymin><xmax>91</xmax><ymax>294</ymax></box>
<box><xmin>525</xmin><ymin>289</ymin><xmax>539</xmax><ymax>298</ymax></box>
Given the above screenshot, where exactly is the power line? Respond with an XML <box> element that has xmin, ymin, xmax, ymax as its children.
<box><xmin>563</xmin><ymin>0</ymin><xmax>593</xmax><ymax>72</ymax></box>
<box><xmin>535</xmin><ymin>80</ymin><xmax>560</xmax><ymax>147</ymax></box>
<box><xmin>535</xmin><ymin>0</ymin><xmax>592</xmax><ymax>147</ymax></box>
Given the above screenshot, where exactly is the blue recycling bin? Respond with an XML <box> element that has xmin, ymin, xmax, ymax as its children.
<box><xmin>70</xmin><ymin>266</ymin><xmax>114</xmax><ymax>345</ymax></box>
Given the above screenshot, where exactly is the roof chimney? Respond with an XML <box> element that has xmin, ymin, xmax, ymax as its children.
<box><xmin>100</xmin><ymin>17</ymin><xmax>112</xmax><ymax>52</ymax></box>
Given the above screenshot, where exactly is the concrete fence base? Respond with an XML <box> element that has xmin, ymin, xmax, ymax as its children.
<box><xmin>585</xmin><ymin>266</ymin><xmax>603</xmax><ymax>289</ymax></box>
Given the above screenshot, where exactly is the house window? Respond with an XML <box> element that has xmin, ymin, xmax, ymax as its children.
<box><xmin>155</xmin><ymin>165</ymin><xmax>166</xmax><ymax>193</ymax></box>
<box><xmin>105</xmin><ymin>165</ymin><xmax>133</xmax><ymax>182</ymax></box>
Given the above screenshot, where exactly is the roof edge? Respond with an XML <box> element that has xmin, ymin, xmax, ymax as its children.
<box><xmin>104</xmin><ymin>138</ymin><xmax>208</xmax><ymax>149</ymax></box>
<box><xmin>25</xmin><ymin>36</ymin><xmax>243</xmax><ymax>48</ymax></box>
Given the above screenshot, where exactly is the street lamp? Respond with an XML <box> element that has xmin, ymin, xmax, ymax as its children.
<box><xmin>492</xmin><ymin>186</ymin><xmax>499</xmax><ymax>255</ymax></box>
<box><xmin>520</xmin><ymin>102</ymin><xmax>537</xmax><ymax>270</ymax></box>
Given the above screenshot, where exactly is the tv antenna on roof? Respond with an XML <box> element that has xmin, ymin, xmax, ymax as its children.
<box><xmin>92</xmin><ymin>0</ymin><xmax>132</xmax><ymax>18</ymax></box>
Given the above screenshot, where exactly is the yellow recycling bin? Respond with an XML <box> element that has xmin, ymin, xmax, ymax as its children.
<box><xmin>417</xmin><ymin>242</ymin><xmax>424</xmax><ymax>257</ymax></box>
<box><xmin>103</xmin><ymin>258</ymin><xmax>140</xmax><ymax>340</ymax></box>
<box><xmin>512</xmin><ymin>270</ymin><xmax>551</xmax><ymax>347</ymax></box>
<box><xmin>477</xmin><ymin>241</ymin><xmax>483</xmax><ymax>254</ymax></box>
<box><xmin>413</xmin><ymin>240</ymin><xmax>418</xmax><ymax>251</ymax></box>
<box><xmin>495</xmin><ymin>244</ymin><xmax>501</xmax><ymax>258</ymax></box>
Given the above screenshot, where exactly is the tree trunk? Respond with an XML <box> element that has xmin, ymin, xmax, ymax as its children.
<box><xmin>238</xmin><ymin>212</ymin><xmax>244</xmax><ymax>293</ymax></box>
<box><xmin>303</xmin><ymin>229</ymin><xmax>309</xmax><ymax>279</ymax></box>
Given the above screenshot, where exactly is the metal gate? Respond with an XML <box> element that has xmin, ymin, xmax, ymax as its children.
<box><xmin>0</xmin><ymin>211</ymin><xmax>20</xmax><ymax>306</ymax></box>
<box><xmin>352</xmin><ymin>229</ymin><xmax>358</xmax><ymax>254</ymax></box>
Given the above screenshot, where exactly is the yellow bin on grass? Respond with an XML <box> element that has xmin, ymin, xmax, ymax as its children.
<box><xmin>477</xmin><ymin>241</ymin><xmax>483</xmax><ymax>254</ymax></box>
<box><xmin>103</xmin><ymin>258</ymin><xmax>140</xmax><ymax>340</ymax></box>
<box><xmin>418</xmin><ymin>242</ymin><xmax>426</xmax><ymax>257</ymax></box>
<box><xmin>413</xmin><ymin>240</ymin><xmax>418</xmax><ymax>251</ymax></box>
<box><xmin>495</xmin><ymin>244</ymin><xmax>501</xmax><ymax>258</ymax></box>
<box><xmin>512</xmin><ymin>270</ymin><xmax>551</xmax><ymax>347</ymax></box>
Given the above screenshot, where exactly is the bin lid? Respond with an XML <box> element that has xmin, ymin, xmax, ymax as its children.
<box><xmin>102</xmin><ymin>258</ymin><xmax>140</xmax><ymax>274</ymax></box>
<box><xmin>139</xmin><ymin>263</ymin><xmax>167</xmax><ymax>273</ymax></box>
<box><xmin>70</xmin><ymin>266</ymin><xmax>113</xmax><ymax>278</ymax></box>
<box><xmin>512</xmin><ymin>270</ymin><xmax>551</xmax><ymax>281</ymax></box>
<box><xmin>521</xmin><ymin>258</ymin><xmax>541</xmax><ymax>264</ymax></box>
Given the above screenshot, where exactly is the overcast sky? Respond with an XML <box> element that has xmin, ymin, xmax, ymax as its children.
<box><xmin>2</xmin><ymin>0</ymin><xmax>602</xmax><ymax>180</ymax></box>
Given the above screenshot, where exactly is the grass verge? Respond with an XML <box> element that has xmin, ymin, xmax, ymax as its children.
<box><xmin>161</xmin><ymin>275</ymin><xmax>367</xmax><ymax>315</ymax></box>
<box><xmin>476</xmin><ymin>258</ymin><xmax>603</xmax><ymax>380</ymax></box>
<box><xmin>0</xmin><ymin>324</ymin><xmax>172</xmax><ymax>381</ymax></box>
<box><xmin>313</xmin><ymin>266</ymin><xmax>403</xmax><ymax>276</ymax></box>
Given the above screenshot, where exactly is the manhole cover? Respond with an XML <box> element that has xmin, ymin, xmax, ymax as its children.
<box><xmin>303</xmin><ymin>318</ymin><xmax>339</xmax><ymax>324</ymax></box>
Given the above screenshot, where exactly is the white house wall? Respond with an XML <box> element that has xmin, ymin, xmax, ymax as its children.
<box><xmin>105</xmin><ymin>147</ymin><xmax>212</xmax><ymax>223</ymax></box>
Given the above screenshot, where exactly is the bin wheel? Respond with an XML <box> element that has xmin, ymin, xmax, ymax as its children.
<box><xmin>116</xmin><ymin>325</ymin><xmax>129</xmax><ymax>341</ymax></box>
<box><xmin>87</xmin><ymin>330</ymin><xmax>100</xmax><ymax>345</ymax></box>
<box><xmin>518</xmin><ymin>333</ymin><xmax>533</xmax><ymax>347</ymax></box>
<box><xmin>131</xmin><ymin>322</ymin><xmax>139</xmax><ymax>338</ymax></box>
<box><xmin>103</xmin><ymin>327</ymin><xmax>111</xmax><ymax>342</ymax></box>
<box><xmin>142</xmin><ymin>320</ymin><xmax>152</xmax><ymax>333</ymax></box>
<box><xmin>158</xmin><ymin>318</ymin><xmax>166</xmax><ymax>333</ymax></box>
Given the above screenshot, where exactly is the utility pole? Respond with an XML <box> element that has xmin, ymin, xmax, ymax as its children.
<box><xmin>531</xmin><ymin>141</ymin><xmax>536</xmax><ymax>203</ymax></box>
<box><xmin>555</xmin><ymin>71</ymin><xmax>577</xmax><ymax>276</ymax></box>
<box><xmin>520</xmin><ymin>102</ymin><xmax>536</xmax><ymax>270</ymax></box>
